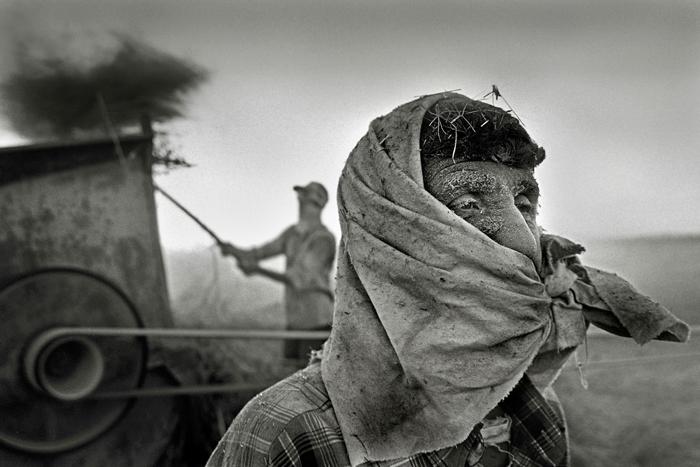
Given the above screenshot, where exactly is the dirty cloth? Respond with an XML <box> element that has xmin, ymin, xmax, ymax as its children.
<box><xmin>252</xmin><ymin>224</ymin><xmax>335</xmax><ymax>330</ymax></box>
<box><xmin>205</xmin><ymin>363</ymin><xmax>567</xmax><ymax>467</ymax></box>
<box><xmin>320</xmin><ymin>92</ymin><xmax>690</xmax><ymax>466</ymax></box>
<box><xmin>525</xmin><ymin>234</ymin><xmax>690</xmax><ymax>389</ymax></box>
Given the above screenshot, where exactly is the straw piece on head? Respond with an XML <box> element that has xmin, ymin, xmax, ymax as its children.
<box><xmin>420</xmin><ymin>96</ymin><xmax>545</xmax><ymax>176</ymax></box>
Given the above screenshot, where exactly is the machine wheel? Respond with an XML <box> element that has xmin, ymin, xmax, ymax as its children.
<box><xmin>0</xmin><ymin>268</ymin><xmax>147</xmax><ymax>453</ymax></box>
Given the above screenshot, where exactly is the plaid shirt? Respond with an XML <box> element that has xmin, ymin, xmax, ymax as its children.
<box><xmin>206</xmin><ymin>364</ymin><xmax>567</xmax><ymax>467</ymax></box>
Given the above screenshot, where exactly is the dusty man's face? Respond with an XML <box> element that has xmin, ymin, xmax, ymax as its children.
<box><xmin>427</xmin><ymin>161</ymin><xmax>542</xmax><ymax>267</ymax></box>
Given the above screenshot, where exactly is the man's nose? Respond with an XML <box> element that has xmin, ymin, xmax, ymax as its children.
<box><xmin>492</xmin><ymin>203</ymin><xmax>540</xmax><ymax>266</ymax></box>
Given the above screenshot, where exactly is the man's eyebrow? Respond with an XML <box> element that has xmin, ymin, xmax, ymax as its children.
<box><xmin>448</xmin><ymin>170</ymin><xmax>498</xmax><ymax>193</ymax></box>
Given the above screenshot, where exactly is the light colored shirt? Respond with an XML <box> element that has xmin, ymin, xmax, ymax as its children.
<box><xmin>252</xmin><ymin>224</ymin><xmax>335</xmax><ymax>329</ymax></box>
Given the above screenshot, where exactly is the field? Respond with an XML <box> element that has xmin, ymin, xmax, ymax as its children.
<box><xmin>554</xmin><ymin>236</ymin><xmax>700</xmax><ymax>466</ymax></box>
<box><xmin>555</xmin><ymin>337</ymin><xmax>700</xmax><ymax>466</ymax></box>
<box><xmin>164</xmin><ymin>235</ymin><xmax>700</xmax><ymax>466</ymax></box>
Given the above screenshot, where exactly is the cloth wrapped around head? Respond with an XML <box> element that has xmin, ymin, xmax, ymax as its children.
<box><xmin>320</xmin><ymin>92</ymin><xmax>689</xmax><ymax>466</ymax></box>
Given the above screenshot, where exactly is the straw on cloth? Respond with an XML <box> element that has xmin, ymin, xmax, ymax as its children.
<box><xmin>320</xmin><ymin>92</ymin><xmax>689</xmax><ymax>466</ymax></box>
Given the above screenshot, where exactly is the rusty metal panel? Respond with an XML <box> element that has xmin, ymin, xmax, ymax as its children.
<box><xmin>0</xmin><ymin>136</ymin><xmax>172</xmax><ymax>328</ymax></box>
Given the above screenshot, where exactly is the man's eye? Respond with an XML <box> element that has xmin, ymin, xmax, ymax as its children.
<box><xmin>515</xmin><ymin>194</ymin><xmax>533</xmax><ymax>213</ymax></box>
<box><xmin>457</xmin><ymin>201</ymin><xmax>480</xmax><ymax>211</ymax></box>
<box><xmin>449</xmin><ymin>196</ymin><xmax>482</xmax><ymax>217</ymax></box>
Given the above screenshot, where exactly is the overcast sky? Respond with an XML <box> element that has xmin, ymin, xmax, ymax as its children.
<box><xmin>1</xmin><ymin>0</ymin><xmax>698</xmax><ymax>251</ymax></box>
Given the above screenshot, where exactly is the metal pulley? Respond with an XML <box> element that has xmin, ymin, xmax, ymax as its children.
<box><xmin>23</xmin><ymin>333</ymin><xmax>105</xmax><ymax>401</ymax></box>
<box><xmin>0</xmin><ymin>268</ymin><xmax>147</xmax><ymax>454</ymax></box>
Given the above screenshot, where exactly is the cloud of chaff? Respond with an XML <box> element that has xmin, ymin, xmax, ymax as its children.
<box><xmin>1</xmin><ymin>33</ymin><xmax>208</xmax><ymax>141</ymax></box>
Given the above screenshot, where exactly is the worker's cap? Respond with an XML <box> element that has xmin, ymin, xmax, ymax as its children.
<box><xmin>293</xmin><ymin>182</ymin><xmax>329</xmax><ymax>208</ymax></box>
